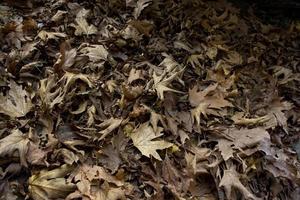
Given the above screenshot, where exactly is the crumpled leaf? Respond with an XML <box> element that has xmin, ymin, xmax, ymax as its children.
<box><xmin>133</xmin><ymin>0</ymin><xmax>152</xmax><ymax>19</ymax></box>
<box><xmin>0</xmin><ymin>129</ymin><xmax>30</xmax><ymax>166</ymax></box>
<box><xmin>28</xmin><ymin>164</ymin><xmax>76</xmax><ymax>200</ymax></box>
<box><xmin>130</xmin><ymin>123</ymin><xmax>173</xmax><ymax>160</ymax></box>
<box><xmin>0</xmin><ymin>80</ymin><xmax>32</xmax><ymax>118</ymax></box>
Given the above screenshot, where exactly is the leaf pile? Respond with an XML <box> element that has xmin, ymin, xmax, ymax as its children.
<box><xmin>0</xmin><ymin>0</ymin><xmax>299</xmax><ymax>199</ymax></box>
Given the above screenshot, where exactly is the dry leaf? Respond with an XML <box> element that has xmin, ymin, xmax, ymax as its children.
<box><xmin>0</xmin><ymin>129</ymin><xmax>29</xmax><ymax>166</ymax></box>
<box><xmin>97</xmin><ymin>118</ymin><xmax>123</xmax><ymax>140</ymax></box>
<box><xmin>37</xmin><ymin>30</ymin><xmax>67</xmax><ymax>41</ymax></box>
<box><xmin>0</xmin><ymin>80</ymin><xmax>32</xmax><ymax>118</ymax></box>
<box><xmin>29</xmin><ymin>164</ymin><xmax>76</xmax><ymax>200</ymax></box>
<box><xmin>73</xmin><ymin>17</ymin><xmax>97</xmax><ymax>36</ymax></box>
<box><xmin>80</xmin><ymin>44</ymin><xmax>109</xmax><ymax>62</ymax></box>
<box><xmin>219</xmin><ymin>167</ymin><xmax>259</xmax><ymax>200</ymax></box>
<box><xmin>130</xmin><ymin>123</ymin><xmax>172</xmax><ymax>160</ymax></box>
<box><xmin>133</xmin><ymin>0</ymin><xmax>152</xmax><ymax>19</ymax></box>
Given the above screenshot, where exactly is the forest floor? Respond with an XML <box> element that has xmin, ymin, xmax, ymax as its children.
<box><xmin>0</xmin><ymin>0</ymin><xmax>299</xmax><ymax>199</ymax></box>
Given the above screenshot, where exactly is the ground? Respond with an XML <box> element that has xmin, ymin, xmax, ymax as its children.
<box><xmin>0</xmin><ymin>0</ymin><xmax>299</xmax><ymax>199</ymax></box>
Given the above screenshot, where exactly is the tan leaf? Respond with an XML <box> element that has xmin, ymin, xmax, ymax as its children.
<box><xmin>133</xmin><ymin>0</ymin><xmax>152</xmax><ymax>19</ymax></box>
<box><xmin>219</xmin><ymin>167</ymin><xmax>259</xmax><ymax>200</ymax></box>
<box><xmin>70</xmin><ymin>101</ymin><xmax>88</xmax><ymax>115</ymax></box>
<box><xmin>28</xmin><ymin>164</ymin><xmax>76</xmax><ymax>200</ymax></box>
<box><xmin>130</xmin><ymin>123</ymin><xmax>173</xmax><ymax>160</ymax></box>
<box><xmin>231</xmin><ymin>112</ymin><xmax>269</xmax><ymax>126</ymax></box>
<box><xmin>51</xmin><ymin>10</ymin><xmax>67</xmax><ymax>22</ymax></box>
<box><xmin>0</xmin><ymin>80</ymin><xmax>32</xmax><ymax>118</ymax></box>
<box><xmin>37</xmin><ymin>30</ymin><xmax>67</xmax><ymax>41</ymax></box>
<box><xmin>80</xmin><ymin>44</ymin><xmax>109</xmax><ymax>62</ymax></box>
<box><xmin>128</xmin><ymin>68</ymin><xmax>145</xmax><ymax>84</ymax></box>
<box><xmin>97</xmin><ymin>118</ymin><xmax>123</xmax><ymax>140</ymax></box>
<box><xmin>73</xmin><ymin>17</ymin><xmax>97</xmax><ymax>36</ymax></box>
<box><xmin>152</xmin><ymin>55</ymin><xmax>185</xmax><ymax>100</ymax></box>
<box><xmin>0</xmin><ymin>129</ymin><xmax>30</xmax><ymax>166</ymax></box>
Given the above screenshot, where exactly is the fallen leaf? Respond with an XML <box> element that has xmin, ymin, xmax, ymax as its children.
<box><xmin>219</xmin><ymin>167</ymin><xmax>259</xmax><ymax>200</ymax></box>
<box><xmin>37</xmin><ymin>30</ymin><xmax>67</xmax><ymax>41</ymax></box>
<box><xmin>96</xmin><ymin>118</ymin><xmax>123</xmax><ymax>140</ymax></box>
<box><xmin>133</xmin><ymin>0</ymin><xmax>152</xmax><ymax>19</ymax></box>
<box><xmin>73</xmin><ymin>17</ymin><xmax>97</xmax><ymax>36</ymax></box>
<box><xmin>0</xmin><ymin>80</ymin><xmax>32</xmax><ymax>118</ymax></box>
<box><xmin>130</xmin><ymin>123</ymin><xmax>172</xmax><ymax>160</ymax></box>
<box><xmin>0</xmin><ymin>129</ymin><xmax>29</xmax><ymax>166</ymax></box>
<box><xmin>80</xmin><ymin>44</ymin><xmax>109</xmax><ymax>62</ymax></box>
<box><xmin>28</xmin><ymin>164</ymin><xmax>76</xmax><ymax>200</ymax></box>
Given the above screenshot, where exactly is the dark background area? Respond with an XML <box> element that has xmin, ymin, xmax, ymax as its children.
<box><xmin>230</xmin><ymin>0</ymin><xmax>300</xmax><ymax>26</ymax></box>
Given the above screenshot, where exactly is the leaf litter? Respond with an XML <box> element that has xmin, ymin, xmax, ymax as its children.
<box><xmin>0</xmin><ymin>0</ymin><xmax>299</xmax><ymax>199</ymax></box>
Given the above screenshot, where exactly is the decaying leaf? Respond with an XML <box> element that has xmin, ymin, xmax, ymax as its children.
<box><xmin>28</xmin><ymin>164</ymin><xmax>76</xmax><ymax>200</ymax></box>
<box><xmin>130</xmin><ymin>123</ymin><xmax>173</xmax><ymax>160</ymax></box>
<box><xmin>0</xmin><ymin>80</ymin><xmax>32</xmax><ymax>118</ymax></box>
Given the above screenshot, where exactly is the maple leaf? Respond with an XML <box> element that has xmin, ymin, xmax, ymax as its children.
<box><xmin>28</xmin><ymin>164</ymin><xmax>76</xmax><ymax>200</ymax></box>
<box><xmin>153</xmin><ymin>70</ymin><xmax>184</xmax><ymax>100</ymax></box>
<box><xmin>152</xmin><ymin>55</ymin><xmax>185</xmax><ymax>100</ymax></box>
<box><xmin>73</xmin><ymin>17</ymin><xmax>97</xmax><ymax>36</ymax></box>
<box><xmin>80</xmin><ymin>44</ymin><xmax>109</xmax><ymax>62</ymax></box>
<box><xmin>133</xmin><ymin>0</ymin><xmax>152</xmax><ymax>19</ymax></box>
<box><xmin>130</xmin><ymin>123</ymin><xmax>173</xmax><ymax>160</ymax></box>
<box><xmin>0</xmin><ymin>80</ymin><xmax>32</xmax><ymax>118</ymax></box>
<box><xmin>0</xmin><ymin>129</ymin><xmax>30</xmax><ymax>166</ymax></box>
